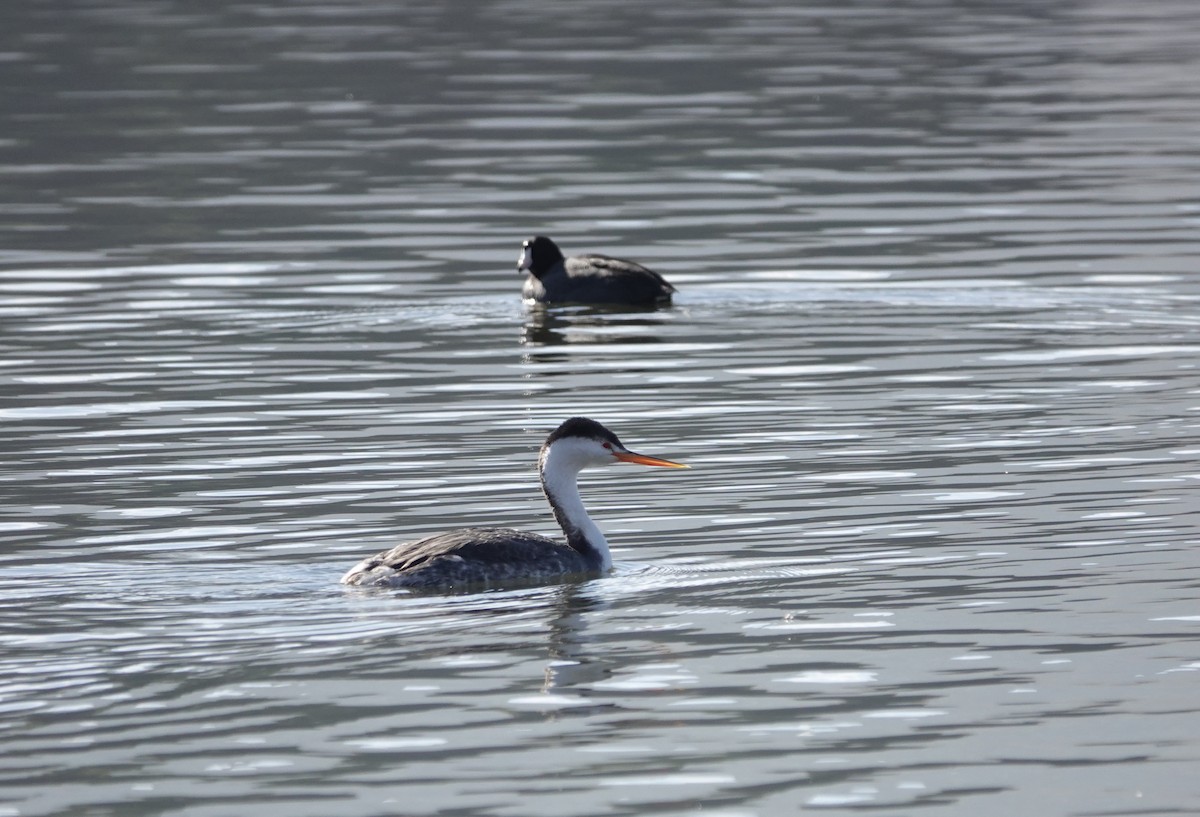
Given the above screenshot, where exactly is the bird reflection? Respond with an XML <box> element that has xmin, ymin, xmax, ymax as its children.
<box><xmin>540</xmin><ymin>583</ymin><xmax>613</xmax><ymax>693</ymax></box>
<box><xmin>520</xmin><ymin>303</ymin><xmax>675</xmax><ymax>351</ymax></box>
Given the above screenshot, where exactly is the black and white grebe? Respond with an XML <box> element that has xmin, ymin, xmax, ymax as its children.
<box><xmin>340</xmin><ymin>417</ymin><xmax>689</xmax><ymax>591</ymax></box>
<box><xmin>517</xmin><ymin>236</ymin><xmax>676</xmax><ymax>305</ymax></box>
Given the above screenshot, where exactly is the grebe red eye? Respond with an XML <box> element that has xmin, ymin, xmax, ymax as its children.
<box><xmin>602</xmin><ymin>442</ymin><xmax>612</xmax><ymax>450</ymax></box>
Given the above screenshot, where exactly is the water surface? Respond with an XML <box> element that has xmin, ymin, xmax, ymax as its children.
<box><xmin>2</xmin><ymin>1</ymin><xmax>1200</xmax><ymax>815</ymax></box>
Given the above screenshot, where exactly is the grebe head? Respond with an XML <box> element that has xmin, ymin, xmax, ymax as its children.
<box><xmin>539</xmin><ymin>417</ymin><xmax>689</xmax><ymax>474</ymax></box>
<box><xmin>517</xmin><ymin>235</ymin><xmax>565</xmax><ymax>279</ymax></box>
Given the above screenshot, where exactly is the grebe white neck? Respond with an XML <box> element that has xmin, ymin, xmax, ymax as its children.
<box><xmin>538</xmin><ymin>436</ymin><xmax>612</xmax><ymax>570</ymax></box>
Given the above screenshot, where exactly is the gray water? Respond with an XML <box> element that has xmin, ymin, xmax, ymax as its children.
<box><xmin>3</xmin><ymin>1</ymin><xmax>1200</xmax><ymax>815</ymax></box>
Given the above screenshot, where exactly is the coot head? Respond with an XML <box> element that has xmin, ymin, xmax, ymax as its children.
<box><xmin>517</xmin><ymin>236</ymin><xmax>565</xmax><ymax>279</ymax></box>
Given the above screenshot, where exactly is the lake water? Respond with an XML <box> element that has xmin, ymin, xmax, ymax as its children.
<box><xmin>2</xmin><ymin>1</ymin><xmax>1199</xmax><ymax>815</ymax></box>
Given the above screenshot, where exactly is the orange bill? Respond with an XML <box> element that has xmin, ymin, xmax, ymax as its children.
<box><xmin>613</xmin><ymin>450</ymin><xmax>690</xmax><ymax>469</ymax></box>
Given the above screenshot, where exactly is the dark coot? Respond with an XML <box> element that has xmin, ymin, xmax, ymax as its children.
<box><xmin>517</xmin><ymin>235</ymin><xmax>676</xmax><ymax>305</ymax></box>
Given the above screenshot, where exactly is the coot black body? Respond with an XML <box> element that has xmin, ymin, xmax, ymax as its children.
<box><xmin>517</xmin><ymin>236</ymin><xmax>676</xmax><ymax>305</ymax></box>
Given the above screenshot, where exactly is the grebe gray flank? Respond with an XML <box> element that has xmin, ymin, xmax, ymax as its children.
<box><xmin>517</xmin><ymin>235</ymin><xmax>676</xmax><ymax>305</ymax></box>
<box><xmin>340</xmin><ymin>417</ymin><xmax>689</xmax><ymax>591</ymax></box>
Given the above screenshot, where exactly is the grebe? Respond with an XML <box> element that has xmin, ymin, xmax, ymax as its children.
<box><xmin>517</xmin><ymin>236</ymin><xmax>676</xmax><ymax>305</ymax></box>
<box><xmin>340</xmin><ymin>417</ymin><xmax>688</xmax><ymax>591</ymax></box>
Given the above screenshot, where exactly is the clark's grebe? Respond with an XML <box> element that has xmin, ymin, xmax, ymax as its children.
<box><xmin>340</xmin><ymin>417</ymin><xmax>688</xmax><ymax>591</ymax></box>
